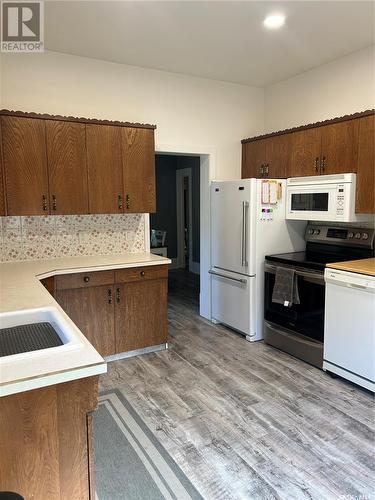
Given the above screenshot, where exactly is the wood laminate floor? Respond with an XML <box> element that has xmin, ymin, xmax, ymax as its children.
<box><xmin>100</xmin><ymin>270</ymin><xmax>375</xmax><ymax>500</ymax></box>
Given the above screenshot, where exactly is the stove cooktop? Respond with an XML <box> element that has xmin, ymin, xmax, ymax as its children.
<box><xmin>265</xmin><ymin>251</ymin><xmax>353</xmax><ymax>271</ymax></box>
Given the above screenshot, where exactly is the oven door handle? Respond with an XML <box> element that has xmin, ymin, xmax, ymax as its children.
<box><xmin>264</xmin><ymin>263</ymin><xmax>324</xmax><ymax>284</ymax></box>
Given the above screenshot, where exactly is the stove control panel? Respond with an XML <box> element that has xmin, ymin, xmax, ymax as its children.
<box><xmin>305</xmin><ymin>225</ymin><xmax>374</xmax><ymax>248</ymax></box>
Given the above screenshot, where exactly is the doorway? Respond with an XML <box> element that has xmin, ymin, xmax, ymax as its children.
<box><xmin>150</xmin><ymin>155</ymin><xmax>201</xmax><ymax>309</ymax></box>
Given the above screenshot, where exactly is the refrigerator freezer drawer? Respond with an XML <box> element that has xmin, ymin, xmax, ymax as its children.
<box><xmin>211</xmin><ymin>269</ymin><xmax>256</xmax><ymax>338</ymax></box>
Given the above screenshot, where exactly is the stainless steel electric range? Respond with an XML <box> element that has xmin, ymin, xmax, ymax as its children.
<box><xmin>264</xmin><ymin>224</ymin><xmax>375</xmax><ymax>368</ymax></box>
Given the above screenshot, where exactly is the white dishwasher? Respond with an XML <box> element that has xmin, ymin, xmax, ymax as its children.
<box><xmin>324</xmin><ymin>268</ymin><xmax>375</xmax><ymax>391</ymax></box>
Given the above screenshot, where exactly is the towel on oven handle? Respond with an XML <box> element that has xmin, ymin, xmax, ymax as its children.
<box><xmin>271</xmin><ymin>267</ymin><xmax>300</xmax><ymax>307</ymax></box>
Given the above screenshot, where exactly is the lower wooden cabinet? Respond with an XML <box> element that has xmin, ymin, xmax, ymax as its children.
<box><xmin>56</xmin><ymin>285</ymin><xmax>115</xmax><ymax>357</ymax></box>
<box><xmin>0</xmin><ymin>376</ymin><xmax>98</xmax><ymax>500</ymax></box>
<box><xmin>54</xmin><ymin>265</ymin><xmax>168</xmax><ymax>357</ymax></box>
<box><xmin>115</xmin><ymin>278</ymin><xmax>168</xmax><ymax>353</ymax></box>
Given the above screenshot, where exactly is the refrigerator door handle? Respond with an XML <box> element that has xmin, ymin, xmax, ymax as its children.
<box><xmin>242</xmin><ymin>201</ymin><xmax>249</xmax><ymax>267</ymax></box>
<box><xmin>209</xmin><ymin>269</ymin><xmax>247</xmax><ymax>284</ymax></box>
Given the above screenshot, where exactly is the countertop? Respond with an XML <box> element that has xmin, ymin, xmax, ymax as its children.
<box><xmin>0</xmin><ymin>252</ymin><xmax>170</xmax><ymax>397</ymax></box>
<box><xmin>326</xmin><ymin>258</ymin><xmax>375</xmax><ymax>277</ymax></box>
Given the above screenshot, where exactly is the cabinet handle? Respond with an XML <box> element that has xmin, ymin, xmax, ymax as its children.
<box><xmin>83</xmin><ymin>276</ymin><xmax>90</xmax><ymax>283</ymax></box>
<box><xmin>125</xmin><ymin>194</ymin><xmax>130</xmax><ymax>210</ymax></box>
<box><xmin>52</xmin><ymin>195</ymin><xmax>57</xmax><ymax>211</ymax></box>
<box><xmin>314</xmin><ymin>157</ymin><xmax>320</xmax><ymax>172</ymax></box>
<box><xmin>260</xmin><ymin>165</ymin><xmax>264</xmax><ymax>177</ymax></box>
<box><xmin>118</xmin><ymin>195</ymin><xmax>123</xmax><ymax>210</ymax></box>
<box><xmin>320</xmin><ymin>156</ymin><xmax>326</xmax><ymax>173</ymax></box>
<box><xmin>265</xmin><ymin>164</ymin><xmax>269</xmax><ymax>177</ymax></box>
<box><xmin>116</xmin><ymin>287</ymin><xmax>120</xmax><ymax>303</ymax></box>
<box><xmin>42</xmin><ymin>195</ymin><xmax>47</xmax><ymax>211</ymax></box>
<box><xmin>108</xmin><ymin>288</ymin><xmax>112</xmax><ymax>304</ymax></box>
<box><xmin>140</xmin><ymin>271</ymin><xmax>145</xmax><ymax>277</ymax></box>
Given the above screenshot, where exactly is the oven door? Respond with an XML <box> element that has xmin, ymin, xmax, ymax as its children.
<box><xmin>264</xmin><ymin>263</ymin><xmax>325</xmax><ymax>342</ymax></box>
<box><xmin>286</xmin><ymin>184</ymin><xmax>338</xmax><ymax>221</ymax></box>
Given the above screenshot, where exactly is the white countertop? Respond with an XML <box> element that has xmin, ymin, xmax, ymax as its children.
<box><xmin>0</xmin><ymin>252</ymin><xmax>170</xmax><ymax>397</ymax></box>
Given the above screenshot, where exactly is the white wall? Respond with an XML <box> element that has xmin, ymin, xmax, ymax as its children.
<box><xmin>1</xmin><ymin>50</ymin><xmax>264</xmax><ymax>179</ymax></box>
<box><xmin>264</xmin><ymin>46</ymin><xmax>375</xmax><ymax>133</ymax></box>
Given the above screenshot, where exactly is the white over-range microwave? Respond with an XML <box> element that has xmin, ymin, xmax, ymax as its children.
<box><xmin>286</xmin><ymin>173</ymin><xmax>372</xmax><ymax>223</ymax></box>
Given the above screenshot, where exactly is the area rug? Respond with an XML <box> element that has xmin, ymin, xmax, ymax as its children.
<box><xmin>94</xmin><ymin>389</ymin><xmax>203</xmax><ymax>500</ymax></box>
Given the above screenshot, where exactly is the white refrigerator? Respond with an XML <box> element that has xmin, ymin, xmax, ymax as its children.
<box><xmin>210</xmin><ymin>178</ymin><xmax>305</xmax><ymax>341</ymax></box>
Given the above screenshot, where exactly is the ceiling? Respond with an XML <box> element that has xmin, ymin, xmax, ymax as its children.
<box><xmin>45</xmin><ymin>1</ymin><xmax>375</xmax><ymax>87</ymax></box>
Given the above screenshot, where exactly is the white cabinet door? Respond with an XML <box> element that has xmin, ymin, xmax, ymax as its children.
<box><xmin>211</xmin><ymin>270</ymin><xmax>255</xmax><ymax>337</ymax></box>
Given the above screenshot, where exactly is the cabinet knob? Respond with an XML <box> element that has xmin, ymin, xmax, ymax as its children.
<box><xmin>83</xmin><ymin>276</ymin><xmax>90</xmax><ymax>283</ymax></box>
<box><xmin>320</xmin><ymin>156</ymin><xmax>326</xmax><ymax>172</ymax></box>
<box><xmin>118</xmin><ymin>194</ymin><xmax>123</xmax><ymax>210</ymax></box>
<box><xmin>314</xmin><ymin>157</ymin><xmax>319</xmax><ymax>172</ymax></box>
<box><xmin>140</xmin><ymin>271</ymin><xmax>145</xmax><ymax>277</ymax></box>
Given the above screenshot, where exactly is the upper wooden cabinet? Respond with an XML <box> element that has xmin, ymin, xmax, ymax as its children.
<box><xmin>242</xmin><ymin>134</ymin><xmax>292</xmax><ymax>179</ymax></box>
<box><xmin>86</xmin><ymin>124</ymin><xmax>124</xmax><ymax>214</ymax></box>
<box><xmin>0</xmin><ymin>110</ymin><xmax>157</xmax><ymax>216</ymax></box>
<box><xmin>122</xmin><ymin>128</ymin><xmax>156</xmax><ymax>213</ymax></box>
<box><xmin>0</xmin><ymin>121</ymin><xmax>6</xmax><ymax>216</ymax></box>
<box><xmin>241</xmin><ymin>110</ymin><xmax>375</xmax><ymax>213</ymax></box>
<box><xmin>46</xmin><ymin>120</ymin><xmax>89</xmax><ymax>214</ymax></box>
<box><xmin>289</xmin><ymin>128</ymin><xmax>321</xmax><ymax>177</ymax></box>
<box><xmin>2</xmin><ymin>116</ymin><xmax>49</xmax><ymax>215</ymax></box>
<box><xmin>320</xmin><ymin>119</ymin><xmax>360</xmax><ymax>175</ymax></box>
<box><xmin>242</xmin><ymin>139</ymin><xmax>266</xmax><ymax>179</ymax></box>
<box><xmin>356</xmin><ymin>115</ymin><xmax>374</xmax><ymax>214</ymax></box>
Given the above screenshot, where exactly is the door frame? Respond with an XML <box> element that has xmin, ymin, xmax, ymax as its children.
<box><xmin>176</xmin><ymin>167</ymin><xmax>193</xmax><ymax>271</ymax></box>
<box><xmin>144</xmin><ymin>143</ymin><xmax>215</xmax><ymax>320</ymax></box>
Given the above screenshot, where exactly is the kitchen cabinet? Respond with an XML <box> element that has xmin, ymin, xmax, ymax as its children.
<box><xmin>0</xmin><ymin>120</ymin><xmax>5</xmax><ymax>216</ymax></box>
<box><xmin>241</xmin><ymin>110</ymin><xmax>375</xmax><ymax>212</ymax></box>
<box><xmin>56</xmin><ymin>285</ymin><xmax>115</xmax><ymax>357</ymax></box>
<box><xmin>356</xmin><ymin>115</ymin><xmax>374</xmax><ymax>213</ymax></box>
<box><xmin>242</xmin><ymin>139</ymin><xmax>266</xmax><ymax>178</ymax></box>
<box><xmin>0</xmin><ymin>376</ymin><xmax>98</xmax><ymax>500</ymax></box>
<box><xmin>86</xmin><ymin>124</ymin><xmax>124</xmax><ymax>214</ymax></box>
<box><xmin>54</xmin><ymin>265</ymin><xmax>168</xmax><ymax>357</ymax></box>
<box><xmin>289</xmin><ymin>128</ymin><xmax>321</xmax><ymax>177</ymax></box>
<box><xmin>115</xmin><ymin>274</ymin><xmax>168</xmax><ymax>353</ymax></box>
<box><xmin>319</xmin><ymin>119</ymin><xmax>359</xmax><ymax>174</ymax></box>
<box><xmin>0</xmin><ymin>110</ymin><xmax>157</xmax><ymax>216</ymax></box>
<box><xmin>46</xmin><ymin>120</ymin><xmax>89</xmax><ymax>214</ymax></box>
<box><xmin>242</xmin><ymin>134</ymin><xmax>292</xmax><ymax>179</ymax></box>
<box><xmin>2</xmin><ymin>116</ymin><xmax>49</xmax><ymax>215</ymax></box>
<box><xmin>122</xmin><ymin>127</ymin><xmax>156</xmax><ymax>213</ymax></box>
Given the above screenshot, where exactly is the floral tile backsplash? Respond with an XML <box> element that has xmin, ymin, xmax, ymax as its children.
<box><xmin>0</xmin><ymin>214</ymin><xmax>146</xmax><ymax>262</ymax></box>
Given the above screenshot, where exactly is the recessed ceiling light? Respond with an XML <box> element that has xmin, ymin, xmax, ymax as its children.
<box><xmin>263</xmin><ymin>14</ymin><xmax>285</xmax><ymax>29</ymax></box>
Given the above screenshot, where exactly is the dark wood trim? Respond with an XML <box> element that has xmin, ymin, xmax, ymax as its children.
<box><xmin>241</xmin><ymin>109</ymin><xmax>375</xmax><ymax>144</ymax></box>
<box><xmin>0</xmin><ymin>109</ymin><xmax>157</xmax><ymax>130</ymax></box>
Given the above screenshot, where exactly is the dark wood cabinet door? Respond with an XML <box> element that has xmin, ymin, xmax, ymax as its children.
<box><xmin>46</xmin><ymin>120</ymin><xmax>88</xmax><ymax>214</ymax></box>
<box><xmin>0</xmin><ymin>120</ymin><xmax>6</xmax><ymax>215</ymax></box>
<box><xmin>56</xmin><ymin>285</ymin><xmax>115</xmax><ymax>357</ymax></box>
<box><xmin>320</xmin><ymin>119</ymin><xmax>360</xmax><ymax>174</ymax></box>
<box><xmin>86</xmin><ymin>124</ymin><xmax>123</xmax><ymax>214</ymax></box>
<box><xmin>115</xmin><ymin>278</ymin><xmax>168</xmax><ymax>353</ymax></box>
<box><xmin>265</xmin><ymin>134</ymin><xmax>292</xmax><ymax>178</ymax></box>
<box><xmin>2</xmin><ymin>116</ymin><xmax>49</xmax><ymax>215</ymax></box>
<box><xmin>122</xmin><ymin>127</ymin><xmax>156</xmax><ymax>213</ymax></box>
<box><xmin>242</xmin><ymin>139</ymin><xmax>266</xmax><ymax>178</ymax></box>
<box><xmin>289</xmin><ymin>128</ymin><xmax>322</xmax><ymax>177</ymax></box>
<box><xmin>356</xmin><ymin>115</ymin><xmax>374</xmax><ymax>213</ymax></box>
